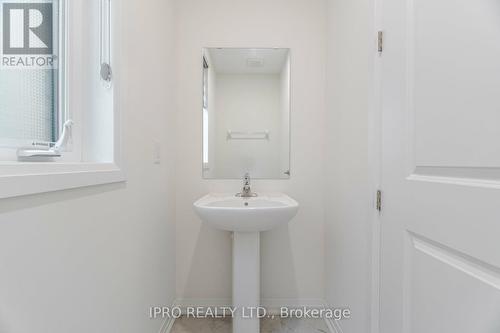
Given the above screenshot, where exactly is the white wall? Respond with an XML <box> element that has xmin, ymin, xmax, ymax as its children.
<box><xmin>0</xmin><ymin>2</ymin><xmax>379</xmax><ymax>331</ymax></box>
<box><xmin>213</xmin><ymin>74</ymin><xmax>283</xmax><ymax>179</ymax></box>
<box><xmin>325</xmin><ymin>0</ymin><xmax>375</xmax><ymax>332</ymax></box>
<box><xmin>175</xmin><ymin>0</ymin><xmax>327</xmax><ymax>307</ymax></box>
<box><xmin>0</xmin><ymin>0</ymin><xmax>177</xmax><ymax>332</ymax></box>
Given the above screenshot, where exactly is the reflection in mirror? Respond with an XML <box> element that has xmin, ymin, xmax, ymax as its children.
<box><xmin>202</xmin><ymin>48</ymin><xmax>291</xmax><ymax>179</ymax></box>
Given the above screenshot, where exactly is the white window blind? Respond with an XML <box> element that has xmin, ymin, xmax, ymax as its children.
<box><xmin>0</xmin><ymin>0</ymin><xmax>60</xmax><ymax>147</ymax></box>
<box><xmin>0</xmin><ymin>69</ymin><xmax>57</xmax><ymax>144</ymax></box>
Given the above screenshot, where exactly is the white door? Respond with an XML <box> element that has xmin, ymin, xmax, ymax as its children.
<box><xmin>380</xmin><ymin>0</ymin><xmax>500</xmax><ymax>332</ymax></box>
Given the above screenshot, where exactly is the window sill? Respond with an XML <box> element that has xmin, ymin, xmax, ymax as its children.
<box><xmin>0</xmin><ymin>162</ymin><xmax>126</xmax><ymax>199</ymax></box>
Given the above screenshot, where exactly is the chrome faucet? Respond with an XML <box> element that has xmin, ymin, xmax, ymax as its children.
<box><xmin>236</xmin><ymin>172</ymin><xmax>257</xmax><ymax>197</ymax></box>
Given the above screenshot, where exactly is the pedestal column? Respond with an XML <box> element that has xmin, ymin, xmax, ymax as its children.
<box><xmin>232</xmin><ymin>232</ymin><xmax>260</xmax><ymax>333</ymax></box>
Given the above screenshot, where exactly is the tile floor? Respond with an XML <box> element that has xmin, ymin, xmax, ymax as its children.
<box><xmin>170</xmin><ymin>316</ymin><xmax>329</xmax><ymax>333</ymax></box>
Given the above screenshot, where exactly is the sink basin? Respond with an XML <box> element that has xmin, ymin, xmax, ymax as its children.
<box><xmin>193</xmin><ymin>193</ymin><xmax>299</xmax><ymax>232</ymax></box>
<box><xmin>193</xmin><ymin>192</ymin><xmax>299</xmax><ymax>333</ymax></box>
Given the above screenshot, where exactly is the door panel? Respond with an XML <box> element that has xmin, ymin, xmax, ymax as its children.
<box><xmin>409</xmin><ymin>234</ymin><xmax>500</xmax><ymax>333</ymax></box>
<box><xmin>380</xmin><ymin>0</ymin><xmax>500</xmax><ymax>332</ymax></box>
<box><xmin>413</xmin><ymin>0</ymin><xmax>500</xmax><ymax>168</ymax></box>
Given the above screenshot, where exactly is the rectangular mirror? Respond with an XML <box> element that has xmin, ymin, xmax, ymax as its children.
<box><xmin>202</xmin><ymin>48</ymin><xmax>291</xmax><ymax>179</ymax></box>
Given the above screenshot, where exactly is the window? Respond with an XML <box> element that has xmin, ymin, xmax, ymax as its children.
<box><xmin>0</xmin><ymin>0</ymin><xmax>65</xmax><ymax>154</ymax></box>
<box><xmin>0</xmin><ymin>0</ymin><xmax>124</xmax><ymax>199</ymax></box>
<box><xmin>202</xmin><ymin>56</ymin><xmax>209</xmax><ymax>167</ymax></box>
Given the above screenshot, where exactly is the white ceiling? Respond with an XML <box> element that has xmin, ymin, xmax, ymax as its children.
<box><xmin>206</xmin><ymin>48</ymin><xmax>289</xmax><ymax>74</ymax></box>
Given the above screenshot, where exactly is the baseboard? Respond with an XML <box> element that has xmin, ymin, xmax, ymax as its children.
<box><xmin>174</xmin><ymin>297</ymin><xmax>325</xmax><ymax>313</ymax></box>
<box><xmin>157</xmin><ymin>301</ymin><xmax>177</xmax><ymax>333</ymax></box>
<box><xmin>158</xmin><ymin>316</ymin><xmax>175</xmax><ymax>333</ymax></box>
<box><xmin>322</xmin><ymin>301</ymin><xmax>344</xmax><ymax>333</ymax></box>
<box><xmin>261</xmin><ymin>298</ymin><xmax>327</xmax><ymax>315</ymax></box>
<box><xmin>174</xmin><ymin>298</ymin><xmax>231</xmax><ymax>309</ymax></box>
<box><xmin>324</xmin><ymin>316</ymin><xmax>344</xmax><ymax>333</ymax></box>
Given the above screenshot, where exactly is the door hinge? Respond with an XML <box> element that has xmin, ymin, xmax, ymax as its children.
<box><xmin>376</xmin><ymin>190</ymin><xmax>382</xmax><ymax>212</ymax></box>
<box><xmin>377</xmin><ymin>31</ymin><xmax>383</xmax><ymax>53</ymax></box>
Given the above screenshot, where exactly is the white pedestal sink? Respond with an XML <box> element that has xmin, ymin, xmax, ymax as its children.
<box><xmin>193</xmin><ymin>193</ymin><xmax>299</xmax><ymax>333</ymax></box>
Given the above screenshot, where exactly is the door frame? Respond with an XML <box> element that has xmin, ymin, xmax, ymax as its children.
<box><xmin>370</xmin><ymin>0</ymin><xmax>384</xmax><ymax>331</ymax></box>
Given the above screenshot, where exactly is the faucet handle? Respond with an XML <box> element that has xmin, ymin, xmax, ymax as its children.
<box><xmin>237</xmin><ymin>172</ymin><xmax>257</xmax><ymax>197</ymax></box>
